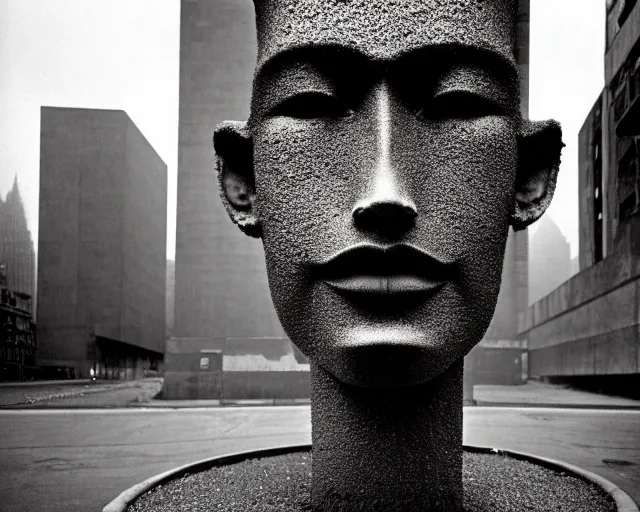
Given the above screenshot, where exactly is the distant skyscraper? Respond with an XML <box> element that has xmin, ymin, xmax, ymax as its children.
<box><xmin>528</xmin><ymin>216</ymin><xmax>571</xmax><ymax>305</ymax></box>
<box><xmin>37</xmin><ymin>107</ymin><xmax>167</xmax><ymax>379</ymax></box>
<box><xmin>0</xmin><ymin>175</ymin><xmax>36</xmax><ymax>304</ymax></box>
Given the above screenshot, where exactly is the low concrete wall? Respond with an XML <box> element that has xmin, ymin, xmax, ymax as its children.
<box><xmin>224</xmin><ymin>371</ymin><xmax>309</xmax><ymax>399</ymax></box>
<box><xmin>466</xmin><ymin>341</ymin><xmax>525</xmax><ymax>386</ymax></box>
<box><xmin>161</xmin><ymin>337</ymin><xmax>310</xmax><ymax>400</ymax></box>
<box><xmin>520</xmin><ymin>216</ymin><xmax>639</xmax><ymax>378</ymax></box>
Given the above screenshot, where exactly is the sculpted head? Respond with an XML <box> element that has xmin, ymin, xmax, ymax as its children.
<box><xmin>215</xmin><ymin>0</ymin><xmax>562</xmax><ymax>388</ymax></box>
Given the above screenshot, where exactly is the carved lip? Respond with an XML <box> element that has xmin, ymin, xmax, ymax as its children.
<box><xmin>317</xmin><ymin>243</ymin><xmax>453</xmax><ymax>295</ymax></box>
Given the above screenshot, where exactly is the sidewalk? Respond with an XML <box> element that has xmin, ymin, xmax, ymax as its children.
<box><xmin>142</xmin><ymin>397</ymin><xmax>311</xmax><ymax>408</ymax></box>
<box><xmin>2</xmin><ymin>378</ymin><xmax>640</xmax><ymax>409</ymax></box>
<box><xmin>0</xmin><ymin>378</ymin><xmax>163</xmax><ymax>407</ymax></box>
<box><xmin>474</xmin><ymin>380</ymin><xmax>640</xmax><ymax>409</ymax></box>
<box><xmin>0</xmin><ymin>379</ymin><xmax>95</xmax><ymax>388</ymax></box>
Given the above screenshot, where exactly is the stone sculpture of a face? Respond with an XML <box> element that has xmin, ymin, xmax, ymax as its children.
<box><xmin>215</xmin><ymin>0</ymin><xmax>562</xmax><ymax>389</ymax></box>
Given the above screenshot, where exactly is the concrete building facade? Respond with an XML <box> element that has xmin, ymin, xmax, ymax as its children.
<box><xmin>167</xmin><ymin>0</ymin><xmax>532</xmax><ymax>398</ymax></box>
<box><xmin>0</xmin><ymin>176</ymin><xmax>36</xmax><ymax>306</ymax></box>
<box><xmin>521</xmin><ymin>0</ymin><xmax>640</xmax><ymax>379</ymax></box>
<box><xmin>578</xmin><ymin>93</ymin><xmax>605</xmax><ymax>271</ymax></box>
<box><xmin>37</xmin><ymin>107</ymin><xmax>167</xmax><ymax>379</ymax></box>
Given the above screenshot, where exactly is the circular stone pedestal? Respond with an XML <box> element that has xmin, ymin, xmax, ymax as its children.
<box><xmin>105</xmin><ymin>446</ymin><xmax>638</xmax><ymax>512</ymax></box>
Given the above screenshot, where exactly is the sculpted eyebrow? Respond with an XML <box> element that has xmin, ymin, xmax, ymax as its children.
<box><xmin>254</xmin><ymin>44</ymin><xmax>373</xmax><ymax>85</ymax></box>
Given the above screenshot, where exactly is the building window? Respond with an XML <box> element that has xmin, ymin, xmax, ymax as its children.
<box><xmin>593</xmin><ymin>134</ymin><xmax>604</xmax><ymax>263</ymax></box>
<box><xmin>618</xmin><ymin>146</ymin><xmax>639</xmax><ymax>222</ymax></box>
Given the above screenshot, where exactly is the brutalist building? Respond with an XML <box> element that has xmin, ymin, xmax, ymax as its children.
<box><xmin>37</xmin><ymin>107</ymin><xmax>167</xmax><ymax>379</ymax></box>
<box><xmin>521</xmin><ymin>0</ymin><xmax>640</xmax><ymax>382</ymax></box>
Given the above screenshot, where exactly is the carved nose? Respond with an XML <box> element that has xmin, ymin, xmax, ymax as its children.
<box><xmin>352</xmin><ymin>198</ymin><xmax>418</xmax><ymax>236</ymax></box>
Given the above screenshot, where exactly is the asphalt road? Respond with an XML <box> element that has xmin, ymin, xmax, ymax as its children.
<box><xmin>0</xmin><ymin>406</ymin><xmax>638</xmax><ymax>512</ymax></box>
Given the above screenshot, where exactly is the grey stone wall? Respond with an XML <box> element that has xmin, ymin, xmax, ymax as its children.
<box><xmin>520</xmin><ymin>215</ymin><xmax>639</xmax><ymax>377</ymax></box>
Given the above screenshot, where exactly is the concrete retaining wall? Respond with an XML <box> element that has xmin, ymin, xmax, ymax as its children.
<box><xmin>520</xmin><ymin>216</ymin><xmax>639</xmax><ymax>377</ymax></box>
<box><xmin>162</xmin><ymin>337</ymin><xmax>310</xmax><ymax>400</ymax></box>
<box><xmin>466</xmin><ymin>341</ymin><xmax>526</xmax><ymax>386</ymax></box>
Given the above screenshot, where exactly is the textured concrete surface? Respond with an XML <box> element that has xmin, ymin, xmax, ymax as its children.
<box><xmin>0</xmin><ymin>407</ymin><xmax>639</xmax><ymax>512</ymax></box>
<box><xmin>521</xmin><ymin>215</ymin><xmax>639</xmax><ymax>378</ymax></box>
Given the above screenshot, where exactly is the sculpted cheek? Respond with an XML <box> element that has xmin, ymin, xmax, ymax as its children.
<box><xmin>253</xmin><ymin>121</ymin><xmax>365</xmax><ymax>261</ymax></box>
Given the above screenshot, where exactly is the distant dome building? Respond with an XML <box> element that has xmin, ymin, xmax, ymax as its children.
<box><xmin>528</xmin><ymin>215</ymin><xmax>571</xmax><ymax>305</ymax></box>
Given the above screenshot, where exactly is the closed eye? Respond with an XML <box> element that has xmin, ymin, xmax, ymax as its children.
<box><xmin>269</xmin><ymin>91</ymin><xmax>350</xmax><ymax>120</ymax></box>
<box><xmin>420</xmin><ymin>91</ymin><xmax>504</xmax><ymax>121</ymax></box>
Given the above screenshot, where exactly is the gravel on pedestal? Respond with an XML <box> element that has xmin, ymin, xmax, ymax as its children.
<box><xmin>127</xmin><ymin>450</ymin><xmax>617</xmax><ymax>512</ymax></box>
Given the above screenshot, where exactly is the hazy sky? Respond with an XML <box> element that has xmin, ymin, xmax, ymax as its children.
<box><xmin>0</xmin><ymin>0</ymin><xmax>605</xmax><ymax>260</ymax></box>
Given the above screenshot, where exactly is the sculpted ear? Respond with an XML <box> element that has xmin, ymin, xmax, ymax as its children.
<box><xmin>214</xmin><ymin>121</ymin><xmax>261</xmax><ymax>238</ymax></box>
<box><xmin>511</xmin><ymin>120</ymin><xmax>564</xmax><ymax>231</ymax></box>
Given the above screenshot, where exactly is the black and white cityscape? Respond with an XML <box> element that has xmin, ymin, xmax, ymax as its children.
<box><xmin>0</xmin><ymin>1</ymin><xmax>639</xmax><ymax>511</ymax></box>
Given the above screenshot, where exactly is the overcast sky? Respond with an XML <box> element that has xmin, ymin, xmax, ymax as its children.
<box><xmin>0</xmin><ymin>0</ymin><xmax>605</xmax><ymax>260</ymax></box>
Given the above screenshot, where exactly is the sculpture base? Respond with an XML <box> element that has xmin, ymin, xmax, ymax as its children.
<box><xmin>105</xmin><ymin>445</ymin><xmax>637</xmax><ymax>512</ymax></box>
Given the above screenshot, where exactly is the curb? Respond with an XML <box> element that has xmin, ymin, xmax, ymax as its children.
<box><xmin>466</xmin><ymin>446</ymin><xmax>639</xmax><ymax>512</ymax></box>
<box><xmin>102</xmin><ymin>444</ymin><xmax>638</xmax><ymax>512</ymax></box>
<box><xmin>102</xmin><ymin>444</ymin><xmax>311</xmax><ymax>512</ymax></box>
<box><xmin>0</xmin><ymin>398</ymin><xmax>312</xmax><ymax>410</ymax></box>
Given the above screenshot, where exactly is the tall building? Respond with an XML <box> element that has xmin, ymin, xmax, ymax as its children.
<box><xmin>37</xmin><ymin>107</ymin><xmax>167</xmax><ymax>379</ymax></box>
<box><xmin>528</xmin><ymin>216</ymin><xmax>572</xmax><ymax>305</ymax></box>
<box><xmin>520</xmin><ymin>0</ymin><xmax>640</xmax><ymax>380</ymax></box>
<box><xmin>0</xmin><ymin>176</ymin><xmax>36</xmax><ymax>306</ymax></box>
<box><xmin>168</xmin><ymin>0</ymin><xmax>531</xmax><ymax>398</ymax></box>
<box><xmin>165</xmin><ymin>0</ymin><xmax>289</xmax><ymax>399</ymax></box>
<box><xmin>580</xmin><ymin>1</ymin><xmax>640</xmax><ymax>270</ymax></box>
<box><xmin>604</xmin><ymin>0</ymin><xmax>640</xmax><ymax>249</ymax></box>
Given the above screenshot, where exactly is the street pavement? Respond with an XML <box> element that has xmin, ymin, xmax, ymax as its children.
<box><xmin>0</xmin><ymin>406</ymin><xmax>638</xmax><ymax>512</ymax></box>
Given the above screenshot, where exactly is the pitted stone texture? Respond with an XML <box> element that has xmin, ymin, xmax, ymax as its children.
<box><xmin>254</xmin><ymin>0</ymin><xmax>518</xmax><ymax>69</ymax></box>
<box><xmin>311</xmin><ymin>362</ymin><xmax>464</xmax><ymax>511</ymax></box>
<box><xmin>511</xmin><ymin>119</ymin><xmax>563</xmax><ymax>231</ymax></box>
<box><xmin>127</xmin><ymin>450</ymin><xmax>616</xmax><ymax>512</ymax></box>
